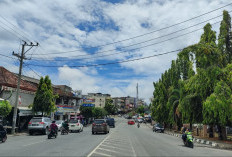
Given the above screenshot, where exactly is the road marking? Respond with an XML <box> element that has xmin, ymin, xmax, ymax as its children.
<box><xmin>101</xmin><ymin>144</ymin><xmax>131</xmax><ymax>151</ymax></box>
<box><xmin>87</xmin><ymin>132</ymin><xmax>113</xmax><ymax>157</ymax></box>
<box><xmin>23</xmin><ymin>140</ymin><xmax>46</xmax><ymax>147</ymax></box>
<box><xmin>129</xmin><ymin>136</ymin><xmax>136</xmax><ymax>157</ymax></box>
<box><xmin>98</xmin><ymin>147</ymin><xmax>118</xmax><ymax>153</ymax></box>
<box><xmin>92</xmin><ymin>151</ymin><xmax>111</xmax><ymax>157</ymax></box>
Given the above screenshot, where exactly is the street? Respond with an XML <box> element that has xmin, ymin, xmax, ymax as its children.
<box><xmin>0</xmin><ymin>118</ymin><xmax>232</xmax><ymax>156</ymax></box>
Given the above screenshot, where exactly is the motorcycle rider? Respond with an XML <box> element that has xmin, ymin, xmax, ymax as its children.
<box><xmin>50</xmin><ymin>121</ymin><xmax>58</xmax><ymax>135</ymax></box>
<box><xmin>182</xmin><ymin>128</ymin><xmax>189</xmax><ymax>143</ymax></box>
<box><xmin>62</xmin><ymin>120</ymin><xmax>69</xmax><ymax>133</ymax></box>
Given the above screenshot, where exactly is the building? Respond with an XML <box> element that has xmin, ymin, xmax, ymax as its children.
<box><xmin>112</xmin><ymin>96</ymin><xmax>136</xmax><ymax>113</ymax></box>
<box><xmin>0</xmin><ymin>66</ymin><xmax>82</xmax><ymax>130</ymax></box>
<box><xmin>83</xmin><ymin>93</ymin><xmax>111</xmax><ymax>108</ymax></box>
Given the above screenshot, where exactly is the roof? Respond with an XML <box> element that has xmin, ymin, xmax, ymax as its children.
<box><xmin>0</xmin><ymin>66</ymin><xmax>37</xmax><ymax>92</ymax></box>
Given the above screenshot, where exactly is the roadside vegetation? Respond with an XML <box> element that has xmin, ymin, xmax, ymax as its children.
<box><xmin>151</xmin><ymin>10</ymin><xmax>232</xmax><ymax>140</ymax></box>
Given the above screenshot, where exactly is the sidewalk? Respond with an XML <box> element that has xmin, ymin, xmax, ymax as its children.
<box><xmin>7</xmin><ymin>132</ymin><xmax>28</xmax><ymax>137</ymax></box>
<box><xmin>145</xmin><ymin>123</ymin><xmax>232</xmax><ymax>150</ymax></box>
<box><xmin>165</xmin><ymin>130</ymin><xmax>232</xmax><ymax>150</ymax></box>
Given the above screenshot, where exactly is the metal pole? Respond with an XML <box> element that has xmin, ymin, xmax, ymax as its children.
<box><xmin>11</xmin><ymin>44</ymin><xmax>25</xmax><ymax>134</ymax></box>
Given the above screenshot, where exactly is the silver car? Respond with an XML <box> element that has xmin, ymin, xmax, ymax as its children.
<box><xmin>28</xmin><ymin>117</ymin><xmax>51</xmax><ymax>135</ymax></box>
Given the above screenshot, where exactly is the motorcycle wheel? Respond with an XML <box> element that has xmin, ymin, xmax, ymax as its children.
<box><xmin>2</xmin><ymin>135</ymin><xmax>7</xmax><ymax>142</ymax></box>
<box><xmin>190</xmin><ymin>142</ymin><xmax>194</xmax><ymax>148</ymax></box>
<box><xmin>48</xmin><ymin>135</ymin><xmax>51</xmax><ymax>139</ymax></box>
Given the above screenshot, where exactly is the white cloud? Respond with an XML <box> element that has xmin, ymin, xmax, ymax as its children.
<box><xmin>0</xmin><ymin>0</ymin><xmax>231</xmax><ymax>104</ymax></box>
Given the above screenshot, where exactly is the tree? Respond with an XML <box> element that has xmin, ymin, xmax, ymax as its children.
<box><xmin>80</xmin><ymin>106</ymin><xmax>94</xmax><ymax>118</ymax></box>
<box><xmin>218</xmin><ymin>10</ymin><xmax>232</xmax><ymax>66</ymax></box>
<box><xmin>32</xmin><ymin>76</ymin><xmax>57</xmax><ymax>116</ymax></box>
<box><xmin>93</xmin><ymin>107</ymin><xmax>107</xmax><ymax>119</ymax></box>
<box><xmin>104</xmin><ymin>98</ymin><xmax>117</xmax><ymax>115</ymax></box>
<box><xmin>136</xmin><ymin>105</ymin><xmax>145</xmax><ymax>114</ymax></box>
<box><xmin>0</xmin><ymin>100</ymin><xmax>12</xmax><ymax>117</ymax></box>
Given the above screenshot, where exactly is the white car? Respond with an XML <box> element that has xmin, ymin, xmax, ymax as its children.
<box><xmin>69</xmin><ymin>119</ymin><xmax>83</xmax><ymax>133</ymax></box>
<box><xmin>56</xmin><ymin>120</ymin><xmax>64</xmax><ymax>131</ymax></box>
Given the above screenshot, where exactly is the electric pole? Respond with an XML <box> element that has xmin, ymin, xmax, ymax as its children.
<box><xmin>11</xmin><ymin>41</ymin><xmax>38</xmax><ymax>134</ymax></box>
<box><xmin>136</xmin><ymin>83</ymin><xmax>138</xmax><ymax>108</ymax></box>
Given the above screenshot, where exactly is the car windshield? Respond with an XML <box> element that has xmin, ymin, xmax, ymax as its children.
<box><xmin>156</xmin><ymin>124</ymin><xmax>163</xmax><ymax>128</ymax></box>
<box><xmin>94</xmin><ymin>120</ymin><xmax>105</xmax><ymax>124</ymax></box>
<box><xmin>30</xmin><ymin>118</ymin><xmax>42</xmax><ymax>122</ymax></box>
<box><xmin>69</xmin><ymin>120</ymin><xmax>78</xmax><ymax>123</ymax></box>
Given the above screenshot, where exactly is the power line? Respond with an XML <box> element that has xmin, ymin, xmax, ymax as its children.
<box><xmin>30</xmin><ymin>2</ymin><xmax>232</xmax><ymax>56</ymax></box>
<box><xmin>26</xmin><ymin>49</ymin><xmax>182</xmax><ymax>68</ymax></box>
<box><xmin>0</xmin><ymin>24</ymin><xmax>23</xmax><ymax>40</ymax></box>
<box><xmin>31</xmin><ymin>20</ymin><xmax>222</xmax><ymax>62</ymax></box>
<box><xmin>0</xmin><ymin>19</ymin><xmax>31</xmax><ymax>42</ymax></box>
<box><xmin>0</xmin><ymin>53</ymin><xmax>17</xmax><ymax>60</ymax></box>
<box><xmin>0</xmin><ymin>15</ymin><xmax>34</xmax><ymax>42</ymax></box>
<box><xmin>24</xmin><ymin>64</ymin><xmax>42</xmax><ymax>78</ymax></box>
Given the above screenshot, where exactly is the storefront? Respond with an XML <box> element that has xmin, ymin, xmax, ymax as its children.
<box><xmin>54</xmin><ymin>105</ymin><xmax>78</xmax><ymax>120</ymax></box>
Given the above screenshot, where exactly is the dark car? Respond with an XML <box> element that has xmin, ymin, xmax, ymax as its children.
<box><xmin>153</xmin><ymin>123</ymin><xmax>164</xmax><ymax>133</ymax></box>
<box><xmin>106</xmin><ymin>118</ymin><xmax>115</xmax><ymax>128</ymax></box>
<box><xmin>92</xmin><ymin>119</ymin><xmax>110</xmax><ymax>134</ymax></box>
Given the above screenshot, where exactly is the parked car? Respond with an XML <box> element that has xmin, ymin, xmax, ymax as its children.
<box><xmin>153</xmin><ymin>123</ymin><xmax>164</xmax><ymax>133</ymax></box>
<box><xmin>128</xmin><ymin>120</ymin><xmax>135</xmax><ymax>125</ymax></box>
<box><xmin>69</xmin><ymin>119</ymin><xmax>83</xmax><ymax>133</ymax></box>
<box><xmin>106</xmin><ymin>118</ymin><xmax>115</xmax><ymax>128</ymax></box>
<box><xmin>92</xmin><ymin>119</ymin><xmax>110</xmax><ymax>134</ymax></box>
<box><xmin>56</xmin><ymin>120</ymin><xmax>64</xmax><ymax>131</ymax></box>
<box><xmin>28</xmin><ymin>117</ymin><xmax>51</xmax><ymax>135</ymax></box>
<box><xmin>137</xmin><ymin>118</ymin><xmax>143</xmax><ymax>123</ymax></box>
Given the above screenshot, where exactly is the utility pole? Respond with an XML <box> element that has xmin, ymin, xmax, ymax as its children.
<box><xmin>11</xmin><ymin>41</ymin><xmax>38</xmax><ymax>134</ymax></box>
<box><xmin>136</xmin><ymin>83</ymin><xmax>138</xmax><ymax>108</ymax></box>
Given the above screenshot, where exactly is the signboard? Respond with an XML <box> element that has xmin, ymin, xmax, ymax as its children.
<box><xmin>82</xmin><ymin>104</ymin><xmax>95</xmax><ymax>107</ymax></box>
<box><xmin>56</xmin><ymin>105</ymin><xmax>75</xmax><ymax>113</ymax></box>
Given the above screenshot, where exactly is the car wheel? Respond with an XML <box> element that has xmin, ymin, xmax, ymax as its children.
<box><xmin>44</xmin><ymin>127</ymin><xmax>49</xmax><ymax>135</ymax></box>
<box><xmin>29</xmin><ymin>130</ymin><xmax>33</xmax><ymax>135</ymax></box>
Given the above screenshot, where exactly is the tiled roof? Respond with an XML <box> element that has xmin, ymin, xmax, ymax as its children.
<box><xmin>0</xmin><ymin>66</ymin><xmax>37</xmax><ymax>92</ymax></box>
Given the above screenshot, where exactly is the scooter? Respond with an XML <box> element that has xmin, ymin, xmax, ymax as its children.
<box><xmin>183</xmin><ymin>133</ymin><xmax>194</xmax><ymax>148</ymax></box>
<box><xmin>0</xmin><ymin>128</ymin><xmax>7</xmax><ymax>143</ymax></box>
<box><xmin>48</xmin><ymin>128</ymin><xmax>57</xmax><ymax>139</ymax></box>
<box><xmin>61</xmin><ymin>127</ymin><xmax>69</xmax><ymax>135</ymax></box>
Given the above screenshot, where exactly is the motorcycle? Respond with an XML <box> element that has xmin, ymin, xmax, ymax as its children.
<box><xmin>61</xmin><ymin>127</ymin><xmax>69</xmax><ymax>135</ymax></box>
<box><xmin>183</xmin><ymin>133</ymin><xmax>194</xmax><ymax>148</ymax></box>
<box><xmin>0</xmin><ymin>128</ymin><xmax>7</xmax><ymax>143</ymax></box>
<box><xmin>48</xmin><ymin>128</ymin><xmax>57</xmax><ymax>139</ymax></box>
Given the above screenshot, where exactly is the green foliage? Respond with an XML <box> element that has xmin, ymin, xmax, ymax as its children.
<box><xmin>136</xmin><ymin>105</ymin><xmax>145</xmax><ymax>114</ymax></box>
<box><xmin>32</xmin><ymin>76</ymin><xmax>57</xmax><ymax>116</ymax></box>
<box><xmin>0</xmin><ymin>100</ymin><xmax>12</xmax><ymax>117</ymax></box>
<box><xmin>80</xmin><ymin>106</ymin><xmax>94</xmax><ymax>118</ymax></box>
<box><xmin>93</xmin><ymin>107</ymin><xmax>107</xmax><ymax>119</ymax></box>
<box><xmin>203</xmin><ymin>81</ymin><xmax>232</xmax><ymax>126</ymax></box>
<box><xmin>151</xmin><ymin>10</ymin><xmax>232</xmax><ymax>128</ymax></box>
<box><xmin>104</xmin><ymin>98</ymin><xmax>117</xmax><ymax>115</ymax></box>
<box><xmin>218</xmin><ymin>10</ymin><xmax>232</xmax><ymax>66</ymax></box>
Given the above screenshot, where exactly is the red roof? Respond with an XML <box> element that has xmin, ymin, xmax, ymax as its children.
<box><xmin>0</xmin><ymin>66</ymin><xmax>37</xmax><ymax>92</ymax></box>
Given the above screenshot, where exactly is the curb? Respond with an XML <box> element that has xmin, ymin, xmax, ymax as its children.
<box><xmin>164</xmin><ymin>131</ymin><xmax>232</xmax><ymax>150</ymax></box>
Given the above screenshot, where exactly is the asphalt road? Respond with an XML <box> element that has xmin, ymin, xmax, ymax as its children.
<box><xmin>0</xmin><ymin>118</ymin><xmax>232</xmax><ymax>156</ymax></box>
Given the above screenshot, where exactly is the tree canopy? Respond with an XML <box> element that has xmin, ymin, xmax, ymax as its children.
<box><xmin>32</xmin><ymin>76</ymin><xmax>57</xmax><ymax>116</ymax></box>
<box><xmin>0</xmin><ymin>100</ymin><xmax>12</xmax><ymax>117</ymax></box>
<box><xmin>151</xmin><ymin>10</ymin><xmax>232</xmax><ymax>132</ymax></box>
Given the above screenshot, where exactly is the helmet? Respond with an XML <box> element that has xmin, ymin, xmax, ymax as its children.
<box><xmin>52</xmin><ymin>121</ymin><xmax>56</xmax><ymax>123</ymax></box>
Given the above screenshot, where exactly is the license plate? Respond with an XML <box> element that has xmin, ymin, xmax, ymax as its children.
<box><xmin>32</xmin><ymin>124</ymin><xmax>38</xmax><ymax>126</ymax></box>
<box><xmin>71</xmin><ymin>125</ymin><xmax>75</xmax><ymax>127</ymax></box>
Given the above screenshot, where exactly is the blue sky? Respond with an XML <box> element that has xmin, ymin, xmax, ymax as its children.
<box><xmin>0</xmin><ymin>0</ymin><xmax>231</xmax><ymax>103</ymax></box>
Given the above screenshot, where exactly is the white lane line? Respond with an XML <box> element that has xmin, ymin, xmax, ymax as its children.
<box><xmin>98</xmin><ymin>147</ymin><xmax>118</xmax><ymax>153</ymax></box>
<box><xmin>23</xmin><ymin>140</ymin><xmax>46</xmax><ymax>147</ymax></box>
<box><xmin>101</xmin><ymin>144</ymin><xmax>132</xmax><ymax>151</ymax></box>
<box><xmin>92</xmin><ymin>151</ymin><xmax>111</xmax><ymax>157</ymax></box>
<box><xmin>129</xmin><ymin>137</ymin><xmax>136</xmax><ymax>157</ymax></box>
<box><xmin>87</xmin><ymin>132</ymin><xmax>113</xmax><ymax>157</ymax></box>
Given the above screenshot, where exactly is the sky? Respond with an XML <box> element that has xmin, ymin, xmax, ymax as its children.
<box><xmin>0</xmin><ymin>0</ymin><xmax>231</xmax><ymax>103</ymax></box>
